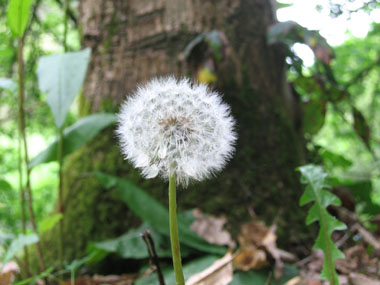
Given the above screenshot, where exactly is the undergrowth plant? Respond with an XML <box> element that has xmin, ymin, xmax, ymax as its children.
<box><xmin>298</xmin><ymin>165</ymin><xmax>346</xmax><ymax>285</ymax></box>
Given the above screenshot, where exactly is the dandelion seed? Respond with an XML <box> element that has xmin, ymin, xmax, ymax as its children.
<box><xmin>116</xmin><ymin>76</ymin><xmax>237</xmax><ymax>186</ymax></box>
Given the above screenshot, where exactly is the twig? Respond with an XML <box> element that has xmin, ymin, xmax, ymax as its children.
<box><xmin>140</xmin><ymin>230</ymin><xmax>165</xmax><ymax>285</ymax></box>
<box><xmin>352</xmin><ymin>223</ymin><xmax>380</xmax><ymax>250</ymax></box>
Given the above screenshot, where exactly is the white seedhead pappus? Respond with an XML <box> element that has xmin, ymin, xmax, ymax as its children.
<box><xmin>116</xmin><ymin>77</ymin><xmax>236</xmax><ymax>187</ymax></box>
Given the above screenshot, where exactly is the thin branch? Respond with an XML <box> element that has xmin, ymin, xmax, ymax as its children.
<box><xmin>141</xmin><ymin>230</ymin><xmax>165</xmax><ymax>285</ymax></box>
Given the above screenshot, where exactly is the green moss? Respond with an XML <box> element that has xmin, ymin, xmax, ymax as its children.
<box><xmin>79</xmin><ymin>92</ymin><xmax>92</xmax><ymax>117</ymax></box>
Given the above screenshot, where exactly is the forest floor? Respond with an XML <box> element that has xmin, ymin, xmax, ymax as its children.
<box><xmin>1</xmin><ymin>205</ymin><xmax>380</xmax><ymax>285</ymax></box>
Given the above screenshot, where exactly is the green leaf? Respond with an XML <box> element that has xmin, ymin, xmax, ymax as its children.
<box><xmin>0</xmin><ymin>180</ymin><xmax>12</xmax><ymax>191</ymax></box>
<box><xmin>7</xmin><ymin>0</ymin><xmax>33</xmax><ymax>37</ymax></box>
<box><xmin>298</xmin><ymin>165</ymin><xmax>346</xmax><ymax>285</ymax></box>
<box><xmin>2</xmin><ymin>234</ymin><xmax>39</xmax><ymax>267</ymax></box>
<box><xmin>95</xmin><ymin>172</ymin><xmax>226</xmax><ymax>255</ymax></box>
<box><xmin>14</xmin><ymin>267</ymin><xmax>54</xmax><ymax>285</ymax></box>
<box><xmin>352</xmin><ymin>107</ymin><xmax>371</xmax><ymax>152</ymax></box>
<box><xmin>267</xmin><ymin>21</ymin><xmax>333</xmax><ymax>64</ymax></box>
<box><xmin>303</xmin><ymin>100</ymin><xmax>326</xmax><ymax>135</ymax></box>
<box><xmin>29</xmin><ymin>113</ymin><xmax>116</xmax><ymax>168</ymax></box>
<box><xmin>319</xmin><ymin>148</ymin><xmax>352</xmax><ymax>170</ymax></box>
<box><xmin>230</xmin><ymin>264</ymin><xmax>298</xmax><ymax>285</ymax></box>
<box><xmin>329</xmin><ymin>177</ymin><xmax>380</xmax><ymax>215</ymax></box>
<box><xmin>38</xmin><ymin>213</ymin><xmax>63</xmax><ymax>234</ymax></box>
<box><xmin>36</xmin><ymin>48</ymin><xmax>91</xmax><ymax>128</ymax></box>
<box><xmin>0</xmin><ymin>78</ymin><xmax>17</xmax><ymax>92</ymax></box>
<box><xmin>91</xmin><ymin>223</ymin><xmax>169</xmax><ymax>259</ymax></box>
<box><xmin>135</xmin><ymin>255</ymin><xmax>220</xmax><ymax>285</ymax></box>
<box><xmin>276</xmin><ymin>2</ymin><xmax>293</xmax><ymax>9</ymax></box>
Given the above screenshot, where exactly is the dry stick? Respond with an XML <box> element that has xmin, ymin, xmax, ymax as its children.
<box><xmin>141</xmin><ymin>230</ymin><xmax>165</xmax><ymax>285</ymax></box>
<box><xmin>18</xmin><ymin>36</ymin><xmax>46</xmax><ymax>275</ymax></box>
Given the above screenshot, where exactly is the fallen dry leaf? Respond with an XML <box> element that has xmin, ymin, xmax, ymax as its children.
<box><xmin>190</xmin><ymin>209</ymin><xmax>235</xmax><ymax>247</ymax></box>
<box><xmin>59</xmin><ymin>273</ymin><xmax>137</xmax><ymax>285</ymax></box>
<box><xmin>0</xmin><ymin>272</ymin><xmax>13</xmax><ymax>285</ymax></box>
<box><xmin>284</xmin><ymin>276</ymin><xmax>301</xmax><ymax>285</ymax></box>
<box><xmin>233</xmin><ymin>219</ymin><xmax>295</xmax><ymax>279</ymax></box>
<box><xmin>233</xmin><ymin>248</ymin><xmax>268</xmax><ymax>271</ymax></box>
<box><xmin>186</xmin><ymin>251</ymin><xmax>234</xmax><ymax>285</ymax></box>
<box><xmin>0</xmin><ymin>262</ymin><xmax>19</xmax><ymax>285</ymax></box>
<box><xmin>349</xmin><ymin>273</ymin><xmax>380</xmax><ymax>285</ymax></box>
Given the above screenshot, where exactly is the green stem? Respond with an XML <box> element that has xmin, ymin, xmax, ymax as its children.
<box><xmin>169</xmin><ymin>173</ymin><xmax>185</xmax><ymax>285</ymax></box>
<box><xmin>58</xmin><ymin>127</ymin><xmax>64</xmax><ymax>269</ymax></box>
<box><xmin>63</xmin><ymin>0</ymin><xmax>68</xmax><ymax>52</ymax></box>
<box><xmin>58</xmin><ymin>0</ymin><xmax>69</xmax><ymax>269</ymax></box>
<box><xmin>18</xmin><ymin>107</ymin><xmax>29</xmax><ymax>277</ymax></box>
<box><xmin>18</xmin><ymin>36</ymin><xmax>46</xmax><ymax>275</ymax></box>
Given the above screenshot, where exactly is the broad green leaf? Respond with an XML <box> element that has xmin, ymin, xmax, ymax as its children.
<box><xmin>319</xmin><ymin>148</ymin><xmax>352</xmax><ymax>170</ymax></box>
<box><xmin>90</xmin><ymin>222</ymin><xmax>191</xmax><ymax>259</ymax></box>
<box><xmin>0</xmin><ymin>78</ymin><xmax>17</xmax><ymax>92</ymax></box>
<box><xmin>37</xmin><ymin>48</ymin><xmax>91</xmax><ymax>128</ymax></box>
<box><xmin>298</xmin><ymin>165</ymin><xmax>346</xmax><ymax>285</ymax></box>
<box><xmin>135</xmin><ymin>255</ymin><xmax>220</xmax><ymax>285</ymax></box>
<box><xmin>38</xmin><ymin>213</ymin><xmax>63</xmax><ymax>234</ymax></box>
<box><xmin>95</xmin><ymin>172</ymin><xmax>226</xmax><ymax>255</ymax></box>
<box><xmin>2</xmin><ymin>233</ymin><xmax>39</xmax><ymax>266</ymax></box>
<box><xmin>29</xmin><ymin>113</ymin><xmax>116</xmax><ymax>168</ymax></box>
<box><xmin>0</xmin><ymin>180</ymin><xmax>12</xmax><ymax>191</ymax></box>
<box><xmin>7</xmin><ymin>0</ymin><xmax>33</xmax><ymax>37</ymax></box>
<box><xmin>303</xmin><ymin>100</ymin><xmax>326</xmax><ymax>135</ymax></box>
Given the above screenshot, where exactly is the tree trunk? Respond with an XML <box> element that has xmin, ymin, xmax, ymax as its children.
<box><xmin>49</xmin><ymin>0</ymin><xmax>311</xmax><ymax>267</ymax></box>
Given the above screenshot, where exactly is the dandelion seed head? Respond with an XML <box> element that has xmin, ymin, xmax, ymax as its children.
<box><xmin>116</xmin><ymin>77</ymin><xmax>237</xmax><ymax>187</ymax></box>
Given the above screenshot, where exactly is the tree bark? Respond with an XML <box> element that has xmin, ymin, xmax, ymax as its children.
<box><xmin>49</xmin><ymin>0</ymin><xmax>312</xmax><ymax>267</ymax></box>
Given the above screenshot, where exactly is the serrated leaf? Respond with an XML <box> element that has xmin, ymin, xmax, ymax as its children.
<box><xmin>2</xmin><ymin>234</ymin><xmax>39</xmax><ymax>267</ymax></box>
<box><xmin>37</xmin><ymin>48</ymin><xmax>91</xmax><ymax>128</ymax></box>
<box><xmin>7</xmin><ymin>0</ymin><xmax>33</xmax><ymax>37</ymax></box>
<box><xmin>95</xmin><ymin>172</ymin><xmax>226</xmax><ymax>255</ymax></box>
<box><xmin>29</xmin><ymin>113</ymin><xmax>116</xmax><ymax>168</ymax></box>
<box><xmin>38</xmin><ymin>213</ymin><xmax>63</xmax><ymax>234</ymax></box>
<box><xmin>299</xmin><ymin>185</ymin><xmax>314</xmax><ymax>206</ymax></box>
<box><xmin>298</xmin><ymin>164</ymin><xmax>346</xmax><ymax>285</ymax></box>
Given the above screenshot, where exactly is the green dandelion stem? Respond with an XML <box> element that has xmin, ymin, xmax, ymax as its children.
<box><xmin>169</xmin><ymin>173</ymin><xmax>185</xmax><ymax>285</ymax></box>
